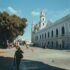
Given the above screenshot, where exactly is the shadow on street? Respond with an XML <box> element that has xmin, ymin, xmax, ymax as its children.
<box><xmin>0</xmin><ymin>56</ymin><xmax>66</xmax><ymax>70</ymax></box>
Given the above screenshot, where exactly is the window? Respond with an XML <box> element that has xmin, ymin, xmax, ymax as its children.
<box><xmin>62</xmin><ymin>26</ymin><xmax>65</xmax><ymax>36</ymax></box>
<box><xmin>43</xmin><ymin>23</ymin><xmax>44</xmax><ymax>26</ymax></box>
<box><xmin>62</xmin><ymin>40</ymin><xmax>64</xmax><ymax>48</ymax></box>
<box><xmin>51</xmin><ymin>30</ymin><xmax>53</xmax><ymax>37</ymax></box>
<box><xmin>42</xmin><ymin>34</ymin><xmax>43</xmax><ymax>39</ymax></box>
<box><xmin>52</xmin><ymin>41</ymin><xmax>53</xmax><ymax>47</ymax></box>
<box><xmin>56</xmin><ymin>41</ymin><xmax>58</xmax><ymax>48</ymax></box>
<box><xmin>40</xmin><ymin>35</ymin><xmax>41</xmax><ymax>39</ymax></box>
<box><xmin>45</xmin><ymin>33</ymin><xmax>46</xmax><ymax>39</ymax></box>
<box><xmin>48</xmin><ymin>41</ymin><xmax>49</xmax><ymax>45</ymax></box>
<box><xmin>48</xmin><ymin>32</ymin><xmax>49</xmax><ymax>38</ymax></box>
<box><xmin>43</xmin><ymin>18</ymin><xmax>44</xmax><ymax>21</ymax></box>
<box><xmin>56</xmin><ymin>29</ymin><xmax>58</xmax><ymax>37</ymax></box>
<box><xmin>47</xmin><ymin>41</ymin><xmax>49</xmax><ymax>48</ymax></box>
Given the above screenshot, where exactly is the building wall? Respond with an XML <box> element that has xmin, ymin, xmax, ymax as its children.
<box><xmin>31</xmin><ymin>14</ymin><xmax>70</xmax><ymax>49</ymax></box>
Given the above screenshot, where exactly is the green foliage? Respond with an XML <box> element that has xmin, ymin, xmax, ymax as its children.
<box><xmin>0</xmin><ymin>11</ymin><xmax>27</xmax><ymax>48</ymax></box>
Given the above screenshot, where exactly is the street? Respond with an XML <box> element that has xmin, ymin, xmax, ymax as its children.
<box><xmin>0</xmin><ymin>46</ymin><xmax>70</xmax><ymax>70</ymax></box>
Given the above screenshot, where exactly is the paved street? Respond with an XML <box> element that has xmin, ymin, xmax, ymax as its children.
<box><xmin>0</xmin><ymin>46</ymin><xmax>70</xmax><ymax>70</ymax></box>
<box><xmin>20</xmin><ymin>47</ymin><xmax>70</xmax><ymax>70</ymax></box>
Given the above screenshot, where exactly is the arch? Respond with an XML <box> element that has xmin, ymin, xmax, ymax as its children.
<box><xmin>51</xmin><ymin>30</ymin><xmax>53</xmax><ymax>37</ymax></box>
<box><xmin>62</xmin><ymin>40</ymin><xmax>64</xmax><ymax>49</ymax></box>
<box><xmin>62</xmin><ymin>26</ymin><xmax>65</xmax><ymax>36</ymax></box>
<box><xmin>48</xmin><ymin>32</ymin><xmax>49</xmax><ymax>38</ymax></box>
<box><xmin>56</xmin><ymin>29</ymin><xmax>58</xmax><ymax>37</ymax></box>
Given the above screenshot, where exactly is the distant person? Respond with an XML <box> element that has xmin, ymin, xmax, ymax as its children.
<box><xmin>24</xmin><ymin>41</ymin><xmax>29</xmax><ymax>48</ymax></box>
<box><xmin>25</xmin><ymin>43</ymin><xmax>29</xmax><ymax>48</ymax></box>
<box><xmin>15</xmin><ymin>40</ymin><xmax>20</xmax><ymax>48</ymax></box>
<box><xmin>14</xmin><ymin>47</ymin><xmax>23</xmax><ymax>70</ymax></box>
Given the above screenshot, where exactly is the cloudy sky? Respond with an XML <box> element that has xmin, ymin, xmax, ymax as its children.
<box><xmin>0</xmin><ymin>0</ymin><xmax>70</xmax><ymax>41</ymax></box>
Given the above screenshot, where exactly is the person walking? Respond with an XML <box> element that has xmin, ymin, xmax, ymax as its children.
<box><xmin>14</xmin><ymin>47</ymin><xmax>23</xmax><ymax>70</ymax></box>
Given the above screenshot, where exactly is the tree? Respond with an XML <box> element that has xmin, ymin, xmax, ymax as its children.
<box><xmin>0</xmin><ymin>11</ymin><xmax>27</xmax><ymax>48</ymax></box>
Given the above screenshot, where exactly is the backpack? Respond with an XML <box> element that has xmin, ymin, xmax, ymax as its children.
<box><xmin>19</xmin><ymin>52</ymin><xmax>23</xmax><ymax>58</ymax></box>
<box><xmin>16</xmin><ymin>50</ymin><xmax>23</xmax><ymax>59</ymax></box>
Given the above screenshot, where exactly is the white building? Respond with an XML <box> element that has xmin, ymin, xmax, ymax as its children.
<box><xmin>31</xmin><ymin>10</ymin><xmax>70</xmax><ymax>49</ymax></box>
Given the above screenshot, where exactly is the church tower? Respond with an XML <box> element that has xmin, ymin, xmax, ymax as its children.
<box><xmin>39</xmin><ymin>10</ymin><xmax>46</xmax><ymax>30</ymax></box>
<box><xmin>31</xmin><ymin>20</ymin><xmax>35</xmax><ymax>43</ymax></box>
<box><xmin>32</xmin><ymin>22</ymin><xmax>35</xmax><ymax>32</ymax></box>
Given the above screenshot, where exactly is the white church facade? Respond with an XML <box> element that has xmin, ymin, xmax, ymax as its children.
<box><xmin>31</xmin><ymin>10</ymin><xmax>70</xmax><ymax>49</ymax></box>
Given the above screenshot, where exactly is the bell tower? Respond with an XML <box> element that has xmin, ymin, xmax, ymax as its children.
<box><xmin>39</xmin><ymin>10</ymin><xmax>46</xmax><ymax>29</ymax></box>
<box><xmin>31</xmin><ymin>20</ymin><xmax>35</xmax><ymax>43</ymax></box>
<box><xmin>40</xmin><ymin>10</ymin><xmax>46</xmax><ymax>22</ymax></box>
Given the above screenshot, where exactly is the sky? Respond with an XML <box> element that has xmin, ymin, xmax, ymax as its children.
<box><xmin>0</xmin><ymin>0</ymin><xmax>70</xmax><ymax>41</ymax></box>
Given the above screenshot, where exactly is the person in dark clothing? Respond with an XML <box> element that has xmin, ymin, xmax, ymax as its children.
<box><xmin>14</xmin><ymin>47</ymin><xmax>23</xmax><ymax>70</ymax></box>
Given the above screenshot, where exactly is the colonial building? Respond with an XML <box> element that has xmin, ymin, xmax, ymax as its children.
<box><xmin>31</xmin><ymin>10</ymin><xmax>70</xmax><ymax>49</ymax></box>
